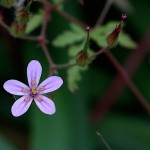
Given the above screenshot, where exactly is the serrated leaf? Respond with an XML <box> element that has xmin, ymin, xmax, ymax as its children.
<box><xmin>67</xmin><ymin>64</ymin><xmax>87</xmax><ymax>92</ymax></box>
<box><xmin>52</xmin><ymin>23</ymin><xmax>85</xmax><ymax>48</ymax></box>
<box><xmin>119</xmin><ymin>31</ymin><xmax>137</xmax><ymax>49</ymax></box>
<box><xmin>52</xmin><ymin>31</ymin><xmax>84</xmax><ymax>47</ymax></box>
<box><xmin>68</xmin><ymin>44</ymin><xmax>83</xmax><ymax>57</ymax></box>
<box><xmin>70</xmin><ymin>23</ymin><xmax>85</xmax><ymax>33</ymax></box>
<box><xmin>67</xmin><ymin>44</ymin><xmax>93</xmax><ymax>92</ymax></box>
<box><xmin>25</xmin><ymin>10</ymin><xmax>44</xmax><ymax>34</ymax></box>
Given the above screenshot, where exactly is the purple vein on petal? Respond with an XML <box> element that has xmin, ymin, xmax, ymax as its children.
<box><xmin>27</xmin><ymin>60</ymin><xmax>42</xmax><ymax>87</ymax></box>
<box><xmin>3</xmin><ymin>80</ymin><xmax>29</xmax><ymax>95</ymax></box>
<box><xmin>38</xmin><ymin>76</ymin><xmax>63</xmax><ymax>94</ymax></box>
<box><xmin>11</xmin><ymin>96</ymin><xmax>33</xmax><ymax>117</ymax></box>
<box><xmin>34</xmin><ymin>95</ymin><xmax>56</xmax><ymax>115</ymax></box>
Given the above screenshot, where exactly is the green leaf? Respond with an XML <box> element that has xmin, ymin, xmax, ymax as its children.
<box><xmin>119</xmin><ymin>31</ymin><xmax>137</xmax><ymax>49</ymax></box>
<box><xmin>67</xmin><ymin>64</ymin><xmax>88</xmax><ymax>92</ymax></box>
<box><xmin>70</xmin><ymin>23</ymin><xmax>85</xmax><ymax>33</ymax></box>
<box><xmin>53</xmin><ymin>23</ymin><xmax>95</xmax><ymax>92</ymax></box>
<box><xmin>67</xmin><ymin>44</ymin><xmax>90</xmax><ymax>92</ymax></box>
<box><xmin>52</xmin><ymin>31</ymin><xmax>84</xmax><ymax>47</ymax></box>
<box><xmin>52</xmin><ymin>23</ymin><xmax>85</xmax><ymax>48</ymax></box>
<box><xmin>25</xmin><ymin>10</ymin><xmax>44</xmax><ymax>34</ymax></box>
<box><xmin>68</xmin><ymin>43</ymin><xmax>83</xmax><ymax>57</ymax></box>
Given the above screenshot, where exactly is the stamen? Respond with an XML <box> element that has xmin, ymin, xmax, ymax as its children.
<box><xmin>22</xmin><ymin>88</ymin><xmax>27</xmax><ymax>93</ymax></box>
<box><xmin>37</xmin><ymin>97</ymin><xmax>43</xmax><ymax>102</ymax></box>
<box><xmin>32</xmin><ymin>87</ymin><xmax>38</xmax><ymax>94</ymax></box>
<box><xmin>24</xmin><ymin>97</ymin><xmax>30</xmax><ymax>102</ymax></box>
<box><xmin>31</xmin><ymin>80</ymin><xmax>36</xmax><ymax>85</ymax></box>
<box><xmin>39</xmin><ymin>86</ymin><xmax>45</xmax><ymax>91</ymax></box>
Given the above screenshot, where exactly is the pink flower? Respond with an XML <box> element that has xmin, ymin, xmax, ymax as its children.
<box><xmin>3</xmin><ymin>60</ymin><xmax>63</xmax><ymax>117</ymax></box>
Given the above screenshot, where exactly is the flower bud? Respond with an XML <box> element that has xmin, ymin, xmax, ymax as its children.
<box><xmin>76</xmin><ymin>26</ymin><xmax>90</xmax><ymax>66</ymax></box>
<box><xmin>76</xmin><ymin>50</ymin><xmax>89</xmax><ymax>66</ymax></box>
<box><xmin>106</xmin><ymin>14</ymin><xmax>127</xmax><ymax>47</ymax></box>
<box><xmin>106</xmin><ymin>23</ymin><xmax>121</xmax><ymax>47</ymax></box>
<box><xmin>0</xmin><ymin>0</ymin><xmax>16</xmax><ymax>8</ymax></box>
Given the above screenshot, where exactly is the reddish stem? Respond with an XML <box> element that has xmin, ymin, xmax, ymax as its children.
<box><xmin>91</xmin><ymin>28</ymin><xmax>150</xmax><ymax>122</ymax></box>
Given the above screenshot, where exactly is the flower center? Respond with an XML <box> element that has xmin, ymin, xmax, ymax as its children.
<box><xmin>31</xmin><ymin>87</ymin><xmax>38</xmax><ymax>95</ymax></box>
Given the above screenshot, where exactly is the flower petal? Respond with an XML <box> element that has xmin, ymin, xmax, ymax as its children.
<box><xmin>27</xmin><ymin>60</ymin><xmax>42</xmax><ymax>87</ymax></box>
<box><xmin>34</xmin><ymin>95</ymin><xmax>56</xmax><ymax>115</ymax></box>
<box><xmin>11</xmin><ymin>96</ymin><xmax>33</xmax><ymax>117</ymax></box>
<box><xmin>3</xmin><ymin>80</ymin><xmax>29</xmax><ymax>95</ymax></box>
<box><xmin>38</xmin><ymin>76</ymin><xmax>63</xmax><ymax>94</ymax></box>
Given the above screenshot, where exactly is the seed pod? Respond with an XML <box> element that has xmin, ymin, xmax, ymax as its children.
<box><xmin>76</xmin><ymin>50</ymin><xmax>89</xmax><ymax>66</ymax></box>
<box><xmin>106</xmin><ymin>14</ymin><xmax>127</xmax><ymax>47</ymax></box>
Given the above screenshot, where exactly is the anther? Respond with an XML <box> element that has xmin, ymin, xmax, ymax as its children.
<box><xmin>37</xmin><ymin>97</ymin><xmax>43</xmax><ymax>102</ymax></box>
<box><xmin>31</xmin><ymin>80</ymin><xmax>36</xmax><ymax>85</ymax></box>
<box><xmin>22</xmin><ymin>88</ymin><xmax>27</xmax><ymax>93</ymax></box>
<box><xmin>24</xmin><ymin>97</ymin><xmax>30</xmax><ymax>102</ymax></box>
<box><xmin>39</xmin><ymin>86</ymin><xmax>45</xmax><ymax>91</ymax></box>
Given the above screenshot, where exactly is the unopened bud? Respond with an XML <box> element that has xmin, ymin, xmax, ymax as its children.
<box><xmin>76</xmin><ymin>26</ymin><xmax>90</xmax><ymax>66</ymax></box>
<box><xmin>0</xmin><ymin>0</ymin><xmax>16</xmax><ymax>8</ymax></box>
<box><xmin>76</xmin><ymin>50</ymin><xmax>89</xmax><ymax>66</ymax></box>
<box><xmin>106</xmin><ymin>14</ymin><xmax>127</xmax><ymax>47</ymax></box>
<box><xmin>106</xmin><ymin>23</ymin><xmax>121</xmax><ymax>47</ymax></box>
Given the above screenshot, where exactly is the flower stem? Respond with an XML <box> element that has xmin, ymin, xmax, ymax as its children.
<box><xmin>105</xmin><ymin>51</ymin><xmax>150</xmax><ymax>114</ymax></box>
<box><xmin>40</xmin><ymin>43</ymin><xmax>54</xmax><ymax>68</ymax></box>
<box><xmin>54</xmin><ymin>8</ymin><xmax>87</xmax><ymax>29</ymax></box>
<box><xmin>55</xmin><ymin>62</ymin><xmax>77</xmax><ymax>69</ymax></box>
<box><xmin>96</xmin><ymin>131</ymin><xmax>112</xmax><ymax>150</ymax></box>
<box><xmin>89</xmin><ymin>46</ymin><xmax>109</xmax><ymax>60</ymax></box>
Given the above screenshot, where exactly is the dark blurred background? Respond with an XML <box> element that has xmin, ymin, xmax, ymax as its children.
<box><xmin>0</xmin><ymin>0</ymin><xmax>150</xmax><ymax>150</ymax></box>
